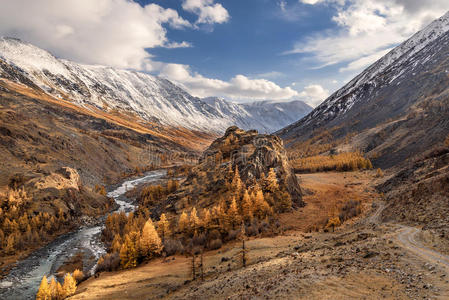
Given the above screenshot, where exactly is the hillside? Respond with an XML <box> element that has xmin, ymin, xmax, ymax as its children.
<box><xmin>278</xmin><ymin>12</ymin><xmax>449</xmax><ymax>169</ymax></box>
<box><xmin>0</xmin><ymin>38</ymin><xmax>311</xmax><ymax>134</ymax></box>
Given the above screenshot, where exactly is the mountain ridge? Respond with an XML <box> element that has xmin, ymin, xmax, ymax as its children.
<box><xmin>277</xmin><ymin>11</ymin><xmax>449</xmax><ymax>169</ymax></box>
<box><xmin>0</xmin><ymin>37</ymin><xmax>311</xmax><ymax>134</ymax></box>
<box><xmin>278</xmin><ymin>11</ymin><xmax>449</xmax><ymax>141</ymax></box>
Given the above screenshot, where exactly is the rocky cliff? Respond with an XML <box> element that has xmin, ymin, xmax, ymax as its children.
<box><xmin>200</xmin><ymin>126</ymin><xmax>303</xmax><ymax>207</ymax></box>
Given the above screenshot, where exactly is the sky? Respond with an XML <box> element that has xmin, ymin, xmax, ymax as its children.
<box><xmin>0</xmin><ymin>0</ymin><xmax>448</xmax><ymax>107</ymax></box>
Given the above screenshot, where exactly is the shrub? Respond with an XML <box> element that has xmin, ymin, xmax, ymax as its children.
<box><xmin>339</xmin><ymin>200</ymin><xmax>362</xmax><ymax>222</ymax></box>
<box><xmin>207</xmin><ymin>229</ymin><xmax>221</xmax><ymax>242</ymax></box>
<box><xmin>192</xmin><ymin>233</ymin><xmax>206</xmax><ymax>247</ymax></box>
<box><xmin>96</xmin><ymin>252</ymin><xmax>120</xmax><ymax>273</ymax></box>
<box><xmin>163</xmin><ymin>239</ymin><xmax>184</xmax><ymax>256</ymax></box>
<box><xmin>376</xmin><ymin>168</ymin><xmax>384</xmax><ymax>177</ymax></box>
<box><xmin>225</xmin><ymin>229</ymin><xmax>240</xmax><ymax>242</ymax></box>
<box><xmin>208</xmin><ymin>238</ymin><xmax>222</xmax><ymax>250</ymax></box>
<box><xmin>72</xmin><ymin>269</ymin><xmax>85</xmax><ymax>283</ymax></box>
<box><xmin>245</xmin><ymin>224</ymin><xmax>259</xmax><ymax>237</ymax></box>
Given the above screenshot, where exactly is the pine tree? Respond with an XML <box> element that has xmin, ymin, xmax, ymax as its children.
<box><xmin>157</xmin><ymin>213</ymin><xmax>171</xmax><ymax>242</ymax></box>
<box><xmin>189</xmin><ymin>208</ymin><xmax>200</xmax><ymax>233</ymax></box>
<box><xmin>231</xmin><ymin>166</ymin><xmax>243</xmax><ymax>197</ymax></box>
<box><xmin>217</xmin><ymin>199</ymin><xmax>228</xmax><ymax>230</ymax></box>
<box><xmin>5</xmin><ymin>233</ymin><xmax>15</xmax><ymax>255</ymax></box>
<box><xmin>178</xmin><ymin>211</ymin><xmax>189</xmax><ymax>233</ymax></box>
<box><xmin>120</xmin><ymin>235</ymin><xmax>138</xmax><ymax>268</ymax></box>
<box><xmin>201</xmin><ymin>208</ymin><xmax>211</xmax><ymax>230</ymax></box>
<box><xmin>62</xmin><ymin>273</ymin><xmax>77</xmax><ymax>297</ymax></box>
<box><xmin>241</xmin><ymin>189</ymin><xmax>253</xmax><ymax>222</ymax></box>
<box><xmin>140</xmin><ymin>218</ymin><xmax>162</xmax><ymax>259</ymax></box>
<box><xmin>266</xmin><ymin>168</ymin><xmax>279</xmax><ymax>193</ymax></box>
<box><xmin>56</xmin><ymin>282</ymin><xmax>64</xmax><ymax>300</ymax></box>
<box><xmin>275</xmin><ymin>190</ymin><xmax>292</xmax><ymax>213</ymax></box>
<box><xmin>36</xmin><ymin>276</ymin><xmax>51</xmax><ymax>300</ymax></box>
<box><xmin>49</xmin><ymin>277</ymin><xmax>60</xmax><ymax>300</ymax></box>
<box><xmin>111</xmin><ymin>234</ymin><xmax>122</xmax><ymax>253</ymax></box>
<box><xmin>227</xmin><ymin>197</ymin><xmax>240</xmax><ymax>229</ymax></box>
<box><xmin>253</xmin><ymin>190</ymin><xmax>270</xmax><ymax>219</ymax></box>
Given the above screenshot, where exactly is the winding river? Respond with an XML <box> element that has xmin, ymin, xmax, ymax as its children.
<box><xmin>0</xmin><ymin>169</ymin><xmax>166</xmax><ymax>299</ymax></box>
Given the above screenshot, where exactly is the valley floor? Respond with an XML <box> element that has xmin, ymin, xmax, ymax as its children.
<box><xmin>71</xmin><ymin>172</ymin><xmax>449</xmax><ymax>299</ymax></box>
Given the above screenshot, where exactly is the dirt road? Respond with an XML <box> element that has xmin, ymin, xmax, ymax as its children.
<box><xmin>394</xmin><ymin>226</ymin><xmax>449</xmax><ymax>271</ymax></box>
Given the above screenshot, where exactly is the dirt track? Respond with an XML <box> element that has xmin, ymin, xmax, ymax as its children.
<box><xmin>395</xmin><ymin>226</ymin><xmax>449</xmax><ymax>271</ymax></box>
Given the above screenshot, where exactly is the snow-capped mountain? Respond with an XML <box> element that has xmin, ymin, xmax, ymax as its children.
<box><xmin>278</xmin><ymin>11</ymin><xmax>449</xmax><ymax>140</ymax></box>
<box><xmin>203</xmin><ymin>97</ymin><xmax>312</xmax><ymax>133</ymax></box>
<box><xmin>0</xmin><ymin>37</ymin><xmax>310</xmax><ymax>133</ymax></box>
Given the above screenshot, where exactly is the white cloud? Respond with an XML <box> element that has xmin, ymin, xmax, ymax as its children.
<box><xmin>278</xmin><ymin>0</ymin><xmax>287</xmax><ymax>12</ymax></box>
<box><xmin>182</xmin><ymin>0</ymin><xmax>230</xmax><ymax>25</ymax></box>
<box><xmin>253</xmin><ymin>71</ymin><xmax>284</xmax><ymax>79</ymax></box>
<box><xmin>298</xmin><ymin>84</ymin><xmax>329</xmax><ymax>107</ymax></box>
<box><xmin>164</xmin><ymin>41</ymin><xmax>193</xmax><ymax>49</ymax></box>
<box><xmin>160</xmin><ymin>64</ymin><xmax>298</xmax><ymax>101</ymax></box>
<box><xmin>300</xmin><ymin>0</ymin><xmax>323</xmax><ymax>4</ymax></box>
<box><xmin>287</xmin><ymin>0</ymin><xmax>449</xmax><ymax>72</ymax></box>
<box><xmin>0</xmin><ymin>0</ymin><xmax>191</xmax><ymax>70</ymax></box>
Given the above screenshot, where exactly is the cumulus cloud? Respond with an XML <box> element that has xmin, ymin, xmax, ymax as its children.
<box><xmin>288</xmin><ymin>0</ymin><xmax>449</xmax><ymax>72</ymax></box>
<box><xmin>298</xmin><ymin>84</ymin><xmax>329</xmax><ymax>107</ymax></box>
<box><xmin>0</xmin><ymin>0</ymin><xmax>191</xmax><ymax>70</ymax></box>
<box><xmin>182</xmin><ymin>0</ymin><xmax>230</xmax><ymax>25</ymax></box>
<box><xmin>160</xmin><ymin>64</ymin><xmax>298</xmax><ymax>101</ymax></box>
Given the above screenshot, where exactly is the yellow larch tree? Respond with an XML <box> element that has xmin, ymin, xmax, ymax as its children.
<box><xmin>241</xmin><ymin>189</ymin><xmax>253</xmax><ymax>222</ymax></box>
<box><xmin>253</xmin><ymin>190</ymin><xmax>270</xmax><ymax>219</ymax></box>
<box><xmin>189</xmin><ymin>207</ymin><xmax>200</xmax><ymax>233</ymax></box>
<box><xmin>201</xmin><ymin>208</ymin><xmax>212</xmax><ymax>230</ymax></box>
<box><xmin>36</xmin><ymin>276</ymin><xmax>51</xmax><ymax>300</ymax></box>
<box><xmin>157</xmin><ymin>213</ymin><xmax>171</xmax><ymax>242</ymax></box>
<box><xmin>62</xmin><ymin>273</ymin><xmax>77</xmax><ymax>298</ymax></box>
<box><xmin>178</xmin><ymin>211</ymin><xmax>189</xmax><ymax>233</ymax></box>
<box><xmin>120</xmin><ymin>234</ymin><xmax>138</xmax><ymax>269</ymax></box>
<box><xmin>231</xmin><ymin>166</ymin><xmax>243</xmax><ymax>197</ymax></box>
<box><xmin>227</xmin><ymin>197</ymin><xmax>241</xmax><ymax>229</ymax></box>
<box><xmin>265</xmin><ymin>168</ymin><xmax>279</xmax><ymax>193</ymax></box>
<box><xmin>140</xmin><ymin>218</ymin><xmax>162</xmax><ymax>259</ymax></box>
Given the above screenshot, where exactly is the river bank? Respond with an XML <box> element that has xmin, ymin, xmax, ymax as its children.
<box><xmin>0</xmin><ymin>169</ymin><xmax>166</xmax><ymax>299</ymax></box>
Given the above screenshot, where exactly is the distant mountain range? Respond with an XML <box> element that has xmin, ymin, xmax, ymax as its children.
<box><xmin>203</xmin><ymin>97</ymin><xmax>312</xmax><ymax>134</ymax></box>
<box><xmin>278</xmin><ymin>11</ymin><xmax>449</xmax><ymax>168</ymax></box>
<box><xmin>0</xmin><ymin>38</ymin><xmax>311</xmax><ymax>134</ymax></box>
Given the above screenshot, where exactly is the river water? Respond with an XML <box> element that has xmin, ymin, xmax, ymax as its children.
<box><xmin>0</xmin><ymin>169</ymin><xmax>166</xmax><ymax>299</ymax></box>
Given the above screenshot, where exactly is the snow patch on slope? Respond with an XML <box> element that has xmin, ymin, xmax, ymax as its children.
<box><xmin>0</xmin><ymin>37</ymin><xmax>312</xmax><ymax>133</ymax></box>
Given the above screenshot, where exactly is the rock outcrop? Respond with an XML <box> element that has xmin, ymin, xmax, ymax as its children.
<box><xmin>10</xmin><ymin>167</ymin><xmax>114</xmax><ymax>221</ymax></box>
<box><xmin>201</xmin><ymin>126</ymin><xmax>303</xmax><ymax>207</ymax></box>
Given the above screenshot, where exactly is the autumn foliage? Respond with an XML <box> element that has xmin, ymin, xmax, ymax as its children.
<box><xmin>291</xmin><ymin>152</ymin><xmax>373</xmax><ymax>173</ymax></box>
<box><xmin>97</xmin><ymin>166</ymin><xmax>290</xmax><ymax>272</ymax></box>
<box><xmin>36</xmin><ymin>272</ymin><xmax>78</xmax><ymax>300</ymax></box>
<box><xmin>0</xmin><ymin>188</ymin><xmax>72</xmax><ymax>257</ymax></box>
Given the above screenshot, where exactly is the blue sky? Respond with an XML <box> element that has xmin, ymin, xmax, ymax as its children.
<box><xmin>1</xmin><ymin>0</ymin><xmax>448</xmax><ymax>106</ymax></box>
